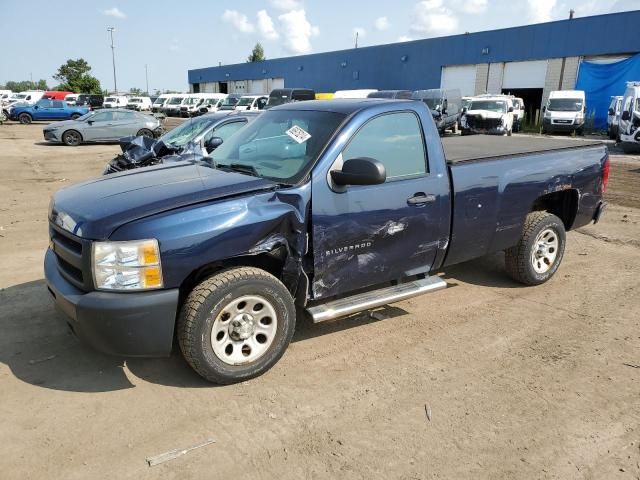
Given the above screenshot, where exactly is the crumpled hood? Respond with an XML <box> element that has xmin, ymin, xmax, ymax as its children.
<box><xmin>465</xmin><ymin>109</ymin><xmax>504</xmax><ymax>119</ymax></box>
<box><xmin>51</xmin><ymin>163</ymin><xmax>276</xmax><ymax>239</ymax></box>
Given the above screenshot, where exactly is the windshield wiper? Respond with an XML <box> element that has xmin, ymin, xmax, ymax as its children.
<box><xmin>220</xmin><ymin>163</ymin><xmax>260</xmax><ymax>177</ymax></box>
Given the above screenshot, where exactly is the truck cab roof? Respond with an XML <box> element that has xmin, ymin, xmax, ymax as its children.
<box><xmin>270</xmin><ymin>98</ymin><xmax>416</xmax><ymax>115</ymax></box>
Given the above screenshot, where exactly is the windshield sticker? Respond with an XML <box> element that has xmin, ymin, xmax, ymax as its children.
<box><xmin>286</xmin><ymin>125</ymin><xmax>311</xmax><ymax>144</ymax></box>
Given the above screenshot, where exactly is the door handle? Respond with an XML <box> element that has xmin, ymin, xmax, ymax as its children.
<box><xmin>407</xmin><ymin>193</ymin><xmax>436</xmax><ymax>205</ymax></box>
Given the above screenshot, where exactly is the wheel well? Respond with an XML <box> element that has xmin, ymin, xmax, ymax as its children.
<box><xmin>178</xmin><ymin>249</ymin><xmax>290</xmax><ymax>306</ymax></box>
<box><xmin>530</xmin><ymin>189</ymin><xmax>579</xmax><ymax>230</ymax></box>
<box><xmin>19</xmin><ymin>112</ymin><xmax>32</xmax><ymax>119</ymax></box>
<box><xmin>63</xmin><ymin>129</ymin><xmax>83</xmax><ymax>140</ymax></box>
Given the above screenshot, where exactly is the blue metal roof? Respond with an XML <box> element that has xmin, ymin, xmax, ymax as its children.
<box><xmin>188</xmin><ymin>11</ymin><xmax>640</xmax><ymax>91</ymax></box>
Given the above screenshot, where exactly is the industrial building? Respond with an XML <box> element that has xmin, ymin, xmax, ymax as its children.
<box><xmin>188</xmin><ymin>10</ymin><xmax>640</xmax><ymax>129</ymax></box>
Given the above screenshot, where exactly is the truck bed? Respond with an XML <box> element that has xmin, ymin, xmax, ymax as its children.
<box><xmin>442</xmin><ymin>135</ymin><xmax>603</xmax><ymax>164</ymax></box>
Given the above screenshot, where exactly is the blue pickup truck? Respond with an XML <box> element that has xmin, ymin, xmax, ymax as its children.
<box><xmin>10</xmin><ymin>99</ymin><xmax>89</xmax><ymax>124</ymax></box>
<box><xmin>45</xmin><ymin>99</ymin><xmax>609</xmax><ymax>383</ymax></box>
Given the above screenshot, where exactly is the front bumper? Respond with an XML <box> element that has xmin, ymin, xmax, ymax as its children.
<box><xmin>593</xmin><ymin>201</ymin><xmax>607</xmax><ymax>224</ymax></box>
<box><xmin>44</xmin><ymin>249</ymin><xmax>179</xmax><ymax>357</ymax></box>
<box><xmin>462</xmin><ymin>125</ymin><xmax>507</xmax><ymax>135</ymax></box>
<box><xmin>43</xmin><ymin>130</ymin><xmax>60</xmax><ymax>141</ymax></box>
<box><xmin>543</xmin><ymin>118</ymin><xmax>582</xmax><ymax>132</ymax></box>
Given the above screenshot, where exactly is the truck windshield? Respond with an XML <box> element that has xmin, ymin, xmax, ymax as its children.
<box><xmin>185</xmin><ymin>97</ymin><xmax>201</xmax><ymax>105</ymax></box>
<box><xmin>267</xmin><ymin>91</ymin><xmax>290</xmax><ymax>107</ymax></box>
<box><xmin>469</xmin><ymin>100</ymin><xmax>507</xmax><ymax>113</ymax></box>
<box><xmin>211</xmin><ymin>110</ymin><xmax>345</xmax><ymax>184</ymax></box>
<box><xmin>160</xmin><ymin>117</ymin><xmax>217</xmax><ymax>147</ymax></box>
<box><xmin>420</xmin><ymin>98</ymin><xmax>441</xmax><ymax>110</ymax></box>
<box><xmin>168</xmin><ymin>97</ymin><xmax>184</xmax><ymax>105</ymax></box>
<box><xmin>237</xmin><ymin>97</ymin><xmax>255</xmax><ymax>106</ymax></box>
<box><xmin>547</xmin><ymin>99</ymin><xmax>583</xmax><ymax>112</ymax></box>
<box><xmin>153</xmin><ymin>98</ymin><xmax>165</xmax><ymax>105</ymax></box>
<box><xmin>105</xmin><ymin>97</ymin><xmax>116</xmax><ymax>102</ymax></box>
<box><xmin>221</xmin><ymin>97</ymin><xmax>239</xmax><ymax>107</ymax></box>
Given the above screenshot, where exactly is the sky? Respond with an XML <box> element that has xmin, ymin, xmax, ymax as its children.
<box><xmin>2</xmin><ymin>0</ymin><xmax>638</xmax><ymax>93</ymax></box>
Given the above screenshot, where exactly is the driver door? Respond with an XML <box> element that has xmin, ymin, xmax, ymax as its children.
<box><xmin>82</xmin><ymin>111</ymin><xmax>115</xmax><ymax>141</ymax></box>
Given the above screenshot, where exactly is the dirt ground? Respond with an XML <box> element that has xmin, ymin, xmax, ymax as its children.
<box><xmin>1</xmin><ymin>122</ymin><xmax>639</xmax><ymax>480</ymax></box>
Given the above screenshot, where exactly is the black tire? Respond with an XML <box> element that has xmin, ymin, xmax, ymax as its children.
<box><xmin>507</xmin><ymin>127</ymin><xmax>513</xmax><ymax>136</ymax></box>
<box><xmin>70</xmin><ymin>113</ymin><xmax>81</xmax><ymax>120</ymax></box>
<box><xmin>18</xmin><ymin>113</ymin><xmax>32</xmax><ymax>125</ymax></box>
<box><xmin>450</xmin><ymin>123</ymin><xmax>458</xmax><ymax>134</ymax></box>
<box><xmin>177</xmin><ymin>267</ymin><xmax>296</xmax><ymax>384</ymax></box>
<box><xmin>62</xmin><ymin>130</ymin><xmax>82</xmax><ymax>146</ymax></box>
<box><xmin>576</xmin><ymin>127</ymin><xmax>584</xmax><ymax>136</ymax></box>
<box><xmin>504</xmin><ymin>211</ymin><xmax>566</xmax><ymax>286</ymax></box>
<box><xmin>136</xmin><ymin>128</ymin><xmax>154</xmax><ymax>138</ymax></box>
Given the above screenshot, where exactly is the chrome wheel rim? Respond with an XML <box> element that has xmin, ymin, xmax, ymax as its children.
<box><xmin>531</xmin><ymin>228</ymin><xmax>559</xmax><ymax>274</ymax></box>
<box><xmin>66</xmin><ymin>132</ymin><xmax>80</xmax><ymax>145</ymax></box>
<box><xmin>210</xmin><ymin>295</ymin><xmax>278</xmax><ymax>365</ymax></box>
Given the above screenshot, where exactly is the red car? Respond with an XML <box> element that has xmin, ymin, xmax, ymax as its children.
<box><xmin>43</xmin><ymin>91</ymin><xmax>73</xmax><ymax>101</ymax></box>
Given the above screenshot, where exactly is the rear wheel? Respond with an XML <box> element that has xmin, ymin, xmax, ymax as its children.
<box><xmin>504</xmin><ymin>211</ymin><xmax>566</xmax><ymax>285</ymax></box>
<box><xmin>177</xmin><ymin>267</ymin><xmax>296</xmax><ymax>384</ymax></box>
<box><xmin>70</xmin><ymin>113</ymin><xmax>81</xmax><ymax>120</ymax></box>
<box><xmin>136</xmin><ymin>128</ymin><xmax>154</xmax><ymax>138</ymax></box>
<box><xmin>62</xmin><ymin>130</ymin><xmax>82</xmax><ymax>146</ymax></box>
<box><xmin>18</xmin><ymin>113</ymin><xmax>32</xmax><ymax>125</ymax></box>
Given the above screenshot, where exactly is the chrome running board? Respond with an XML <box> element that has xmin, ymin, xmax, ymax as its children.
<box><xmin>306</xmin><ymin>276</ymin><xmax>447</xmax><ymax>323</ymax></box>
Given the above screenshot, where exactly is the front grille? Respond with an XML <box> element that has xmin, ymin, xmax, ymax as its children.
<box><xmin>49</xmin><ymin>222</ymin><xmax>92</xmax><ymax>291</ymax></box>
<box><xmin>553</xmin><ymin>119</ymin><xmax>573</xmax><ymax>124</ymax></box>
<box><xmin>466</xmin><ymin>115</ymin><xmax>502</xmax><ymax>130</ymax></box>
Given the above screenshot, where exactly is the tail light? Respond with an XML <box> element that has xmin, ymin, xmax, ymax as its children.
<box><xmin>602</xmin><ymin>155</ymin><xmax>610</xmax><ymax>193</ymax></box>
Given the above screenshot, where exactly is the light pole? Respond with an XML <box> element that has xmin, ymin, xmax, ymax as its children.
<box><xmin>145</xmin><ymin>64</ymin><xmax>149</xmax><ymax>95</ymax></box>
<box><xmin>107</xmin><ymin>27</ymin><xmax>118</xmax><ymax>94</ymax></box>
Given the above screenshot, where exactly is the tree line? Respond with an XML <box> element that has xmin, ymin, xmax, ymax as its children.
<box><xmin>1</xmin><ymin>58</ymin><xmax>103</xmax><ymax>94</ymax></box>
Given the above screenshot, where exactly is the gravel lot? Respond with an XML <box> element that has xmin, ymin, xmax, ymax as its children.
<box><xmin>1</xmin><ymin>122</ymin><xmax>639</xmax><ymax>479</ymax></box>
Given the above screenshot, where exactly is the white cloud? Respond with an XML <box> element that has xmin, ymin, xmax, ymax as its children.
<box><xmin>270</xmin><ymin>0</ymin><xmax>302</xmax><ymax>10</ymax></box>
<box><xmin>397</xmin><ymin>35</ymin><xmax>413</xmax><ymax>42</ymax></box>
<box><xmin>375</xmin><ymin>16</ymin><xmax>390</xmax><ymax>31</ymax></box>
<box><xmin>527</xmin><ymin>0</ymin><xmax>557</xmax><ymax>23</ymax></box>
<box><xmin>456</xmin><ymin>0</ymin><xmax>487</xmax><ymax>14</ymax></box>
<box><xmin>278</xmin><ymin>9</ymin><xmax>319</xmax><ymax>54</ymax></box>
<box><xmin>257</xmin><ymin>10</ymin><xmax>279</xmax><ymax>40</ymax></box>
<box><xmin>103</xmin><ymin>7</ymin><xmax>126</xmax><ymax>19</ymax></box>
<box><xmin>410</xmin><ymin>0</ymin><xmax>459</xmax><ymax>37</ymax></box>
<box><xmin>222</xmin><ymin>10</ymin><xmax>255</xmax><ymax>33</ymax></box>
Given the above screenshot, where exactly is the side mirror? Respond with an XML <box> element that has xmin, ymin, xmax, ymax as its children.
<box><xmin>330</xmin><ymin>157</ymin><xmax>386</xmax><ymax>186</ymax></box>
<box><xmin>508</xmin><ymin>106</ymin><xmax>514</xmax><ymax>113</ymax></box>
<box><xmin>205</xmin><ymin>136</ymin><xmax>223</xmax><ymax>153</ymax></box>
<box><xmin>621</xmin><ymin>111</ymin><xmax>630</xmax><ymax>121</ymax></box>
<box><xmin>461</xmin><ymin>107</ymin><xmax>468</xmax><ymax>113</ymax></box>
<box><xmin>608</xmin><ymin>108</ymin><xmax>615</xmax><ymax>116</ymax></box>
<box><xmin>87</xmin><ymin>120</ymin><xmax>94</xmax><ymax>125</ymax></box>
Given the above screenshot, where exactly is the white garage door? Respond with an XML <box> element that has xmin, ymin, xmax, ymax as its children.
<box><xmin>441</xmin><ymin>65</ymin><xmax>476</xmax><ymax>97</ymax></box>
<box><xmin>502</xmin><ymin>60</ymin><xmax>547</xmax><ymax>89</ymax></box>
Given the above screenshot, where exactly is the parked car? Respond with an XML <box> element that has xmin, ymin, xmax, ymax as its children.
<box><xmin>64</xmin><ymin>94</ymin><xmax>79</xmax><ymax>105</ymax></box>
<box><xmin>0</xmin><ymin>89</ymin><xmax>12</xmax><ymax>102</ymax></box>
<box><xmin>9</xmin><ymin>90</ymin><xmax>45</xmax><ymax>105</ymax></box>
<box><xmin>266</xmin><ymin>88</ymin><xmax>316</xmax><ymax>107</ymax></box>
<box><xmin>607</xmin><ymin>95</ymin><xmax>623</xmax><ymax>140</ymax></box>
<box><xmin>43</xmin><ymin>91</ymin><xmax>73</xmax><ymax>101</ymax></box>
<box><xmin>367</xmin><ymin>90</ymin><xmax>413</xmax><ymax>99</ymax></box>
<box><xmin>218</xmin><ymin>94</ymin><xmax>243</xmax><ymax>111</ymax></box>
<box><xmin>103</xmin><ymin>95</ymin><xmax>129</xmax><ymax>109</ymax></box>
<box><xmin>511</xmin><ymin>97</ymin><xmax>525</xmax><ymax>132</ymax></box>
<box><xmin>44</xmin><ymin>99</ymin><xmax>609</xmax><ymax>383</ymax></box>
<box><xmin>460</xmin><ymin>95</ymin><xmax>514</xmax><ymax>136</ymax></box>
<box><xmin>9</xmin><ymin>99</ymin><xmax>90</xmax><ymax>124</ymax></box>
<box><xmin>618</xmin><ymin>81</ymin><xmax>640</xmax><ymax>153</ymax></box>
<box><xmin>233</xmin><ymin>95</ymin><xmax>268</xmax><ymax>111</ymax></box>
<box><xmin>163</xmin><ymin>95</ymin><xmax>188</xmax><ymax>116</ymax></box>
<box><xmin>196</xmin><ymin>94</ymin><xmax>228</xmax><ymax>116</ymax></box>
<box><xmin>105</xmin><ymin>111</ymin><xmax>259</xmax><ymax>173</ymax></box>
<box><xmin>333</xmin><ymin>89</ymin><xmax>378</xmax><ymax>99</ymax></box>
<box><xmin>412</xmin><ymin>89</ymin><xmax>462</xmax><ymax>134</ymax></box>
<box><xmin>542</xmin><ymin>90</ymin><xmax>586</xmax><ymax>135</ymax></box>
<box><xmin>76</xmin><ymin>94</ymin><xmax>104</xmax><ymax>109</ymax></box>
<box><xmin>42</xmin><ymin>109</ymin><xmax>162</xmax><ymax>146</ymax></box>
<box><xmin>126</xmin><ymin>96</ymin><xmax>153</xmax><ymax>111</ymax></box>
<box><xmin>151</xmin><ymin>94</ymin><xmax>172</xmax><ymax>113</ymax></box>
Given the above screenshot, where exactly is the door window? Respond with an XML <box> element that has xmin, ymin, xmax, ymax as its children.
<box><xmin>114</xmin><ymin>111</ymin><xmax>136</xmax><ymax>121</ymax></box>
<box><xmin>91</xmin><ymin>111</ymin><xmax>115</xmax><ymax>122</ymax></box>
<box><xmin>52</xmin><ymin>101</ymin><xmax>64</xmax><ymax>108</ymax></box>
<box><xmin>206</xmin><ymin>120</ymin><xmax>247</xmax><ymax>143</ymax></box>
<box><xmin>342</xmin><ymin>112</ymin><xmax>427</xmax><ymax>180</ymax></box>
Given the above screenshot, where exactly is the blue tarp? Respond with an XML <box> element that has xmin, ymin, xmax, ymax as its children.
<box><xmin>576</xmin><ymin>53</ymin><xmax>640</xmax><ymax>130</ymax></box>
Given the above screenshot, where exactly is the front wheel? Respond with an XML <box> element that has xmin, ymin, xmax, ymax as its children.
<box><xmin>62</xmin><ymin>130</ymin><xmax>82</xmax><ymax>146</ymax></box>
<box><xmin>18</xmin><ymin>113</ymin><xmax>32</xmax><ymax>125</ymax></box>
<box><xmin>177</xmin><ymin>267</ymin><xmax>296</xmax><ymax>384</ymax></box>
<box><xmin>136</xmin><ymin>128</ymin><xmax>154</xmax><ymax>138</ymax></box>
<box><xmin>504</xmin><ymin>211</ymin><xmax>566</xmax><ymax>285</ymax></box>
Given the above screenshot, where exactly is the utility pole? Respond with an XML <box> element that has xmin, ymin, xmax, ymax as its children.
<box><xmin>355</xmin><ymin>31</ymin><xmax>359</xmax><ymax>48</ymax></box>
<box><xmin>145</xmin><ymin>64</ymin><xmax>149</xmax><ymax>95</ymax></box>
<box><xmin>107</xmin><ymin>27</ymin><xmax>118</xmax><ymax>94</ymax></box>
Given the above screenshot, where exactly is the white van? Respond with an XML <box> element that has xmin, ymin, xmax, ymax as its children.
<box><xmin>103</xmin><ymin>95</ymin><xmax>129</xmax><ymax>108</ymax></box>
<box><xmin>64</xmin><ymin>94</ymin><xmax>79</xmax><ymax>105</ymax></box>
<box><xmin>151</xmin><ymin>94</ymin><xmax>172</xmax><ymax>113</ymax></box>
<box><xmin>0</xmin><ymin>90</ymin><xmax>12</xmax><ymax>103</ymax></box>
<box><xmin>179</xmin><ymin>93</ymin><xmax>224</xmax><ymax>117</ymax></box>
<box><xmin>233</xmin><ymin>95</ymin><xmax>268</xmax><ymax>111</ymax></box>
<box><xmin>460</xmin><ymin>94</ymin><xmax>514</xmax><ymax>136</ymax></box>
<box><xmin>510</xmin><ymin>97</ymin><xmax>525</xmax><ymax>132</ymax></box>
<box><xmin>127</xmin><ymin>96</ymin><xmax>153</xmax><ymax>111</ymax></box>
<box><xmin>333</xmin><ymin>89</ymin><xmax>378</xmax><ymax>99</ymax></box>
<box><xmin>197</xmin><ymin>94</ymin><xmax>229</xmax><ymax>115</ymax></box>
<box><xmin>618</xmin><ymin>82</ymin><xmax>640</xmax><ymax>153</ymax></box>
<box><xmin>542</xmin><ymin>90</ymin><xmax>586</xmax><ymax>135</ymax></box>
<box><xmin>11</xmin><ymin>90</ymin><xmax>45</xmax><ymax>105</ymax></box>
<box><xmin>607</xmin><ymin>96</ymin><xmax>623</xmax><ymax>140</ymax></box>
<box><xmin>163</xmin><ymin>95</ymin><xmax>188</xmax><ymax>116</ymax></box>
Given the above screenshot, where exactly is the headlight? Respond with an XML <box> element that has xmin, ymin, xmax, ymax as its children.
<box><xmin>92</xmin><ymin>239</ymin><xmax>163</xmax><ymax>291</ymax></box>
